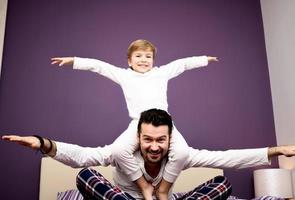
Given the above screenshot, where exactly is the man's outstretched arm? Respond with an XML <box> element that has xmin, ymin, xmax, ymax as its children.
<box><xmin>2</xmin><ymin>135</ymin><xmax>57</xmax><ymax>157</ymax></box>
<box><xmin>2</xmin><ymin>134</ymin><xmax>113</xmax><ymax>168</ymax></box>
<box><xmin>268</xmin><ymin>145</ymin><xmax>295</xmax><ymax>159</ymax></box>
<box><xmin>187</xmin><ymin>145</ymin><xmax>295</xmax><ymax>170</ymax></box>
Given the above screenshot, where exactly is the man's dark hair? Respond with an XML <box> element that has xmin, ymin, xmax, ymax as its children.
<box><xmin>137</xmin><ymin>109</ymin><xmax>173</xmax><ymax>135</ymax></box>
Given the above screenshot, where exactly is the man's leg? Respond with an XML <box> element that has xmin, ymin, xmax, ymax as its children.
<box><xmin>76</xmin><ymin>168</ymin><xmax>135</xmax><ymax>200</ymax></box>
<box><xmin>173</xmin><ymin>176</ymin><xmax>232</xmax><ymax>200</ymax></box>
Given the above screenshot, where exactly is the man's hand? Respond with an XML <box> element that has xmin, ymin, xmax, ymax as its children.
<box><xmin>2</xmin><ymin>135</ymin><xmax>57</xmax><ymax>156</ymax></box>
<box><xmin>268</xmin><ymin>145</ymin><xmax>295</xmax><ymax>158</ymax></box>
<box><xmin>2</xmin><ymin>135</ymin><xmax>41</xmax><ymax>149</ymax></box>
<box><xmin>51</xmin><ymin>57</ymin><xmax>74</xmax><ymax>66</ymax></box>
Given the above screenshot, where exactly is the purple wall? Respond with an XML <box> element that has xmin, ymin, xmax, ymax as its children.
<box><xmin>0</xmin><ymin>0</ymin><xmax>277</xmax><ymax>199</ymax></box>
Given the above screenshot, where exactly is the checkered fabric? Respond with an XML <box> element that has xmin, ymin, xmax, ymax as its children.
<box><xmin>76</xmin><ymin>168</ymin><xmax>231</xmax><ymax>200</ymax></box>
<box><xmin>76</xmin><ymin>168</ymin><xmax>135</xmax><ymax>200</ymax></box>
<box><xmin>172</xmin><ymin>176</ymin><xmax>232</xmax><ymax>200</ymax></box>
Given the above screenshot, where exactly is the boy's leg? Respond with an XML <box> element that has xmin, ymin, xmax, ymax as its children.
<box><xmin>110</xmin><ymin>120</ymin><xmax>153</xmax><ymax>200</ymax></box>
<box><xmin>174</xmin><ymin>176</ymin><xmax>232</xmax><ymax>200</ymax></box>
<box><xmin>76</xmin><ymin>168</ymin><xmax>135</xmax><ymax>200</ymax></box>
<box><xmin>111</xmin><ymin>120</ymin><xmax>142</xmax><ymax>181</ymax></box>
<box><xmin>157</xmin><ymin>126</ymin><xmax>190</xmax><ymax>199</ymax></box>
<box><xmin>163</xmin><ymin>126</ymin><xmax>190</xmax><ymax>183</ymax></box>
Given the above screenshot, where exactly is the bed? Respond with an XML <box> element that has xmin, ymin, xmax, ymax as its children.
<box><xmin>39</xmin><ymin>157</ymin><xmax>224</xmax><ymax>200</ymax></box>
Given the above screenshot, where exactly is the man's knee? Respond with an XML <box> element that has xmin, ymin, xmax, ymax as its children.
<box><xmin>189</xmin><ymin>175</ymin><xmax>232</xmax><ymax>200</ymax></box>
<box><xmin>214</xmin><ymin>175</ymin><xmax>231</xmax><ymax>185</ymax></box>
<box><xmin>76</xmin><ymin>167</ymin><xmax>112</xmax><ymax>199</ymax></box>
<box><xmin>76</xmin><ymin>167</ymin><xmax>134</xmax><ymax>200</ymax></box>
<box><xmin>213</xmin><ymin>175</ymin><xmax>232</xmax><ymax>196</ymax></box>
<box><xmin>76</xmin><ymin>168</ymin><xmax>93</xmax><ymax>198</ymax></box>
<box><xmin>76</xmin><ymin>168</ymin><xmax>93</xmax><ymax>187</ymax></box>
<box><xmin>76</xmin><ymin>167</ymin><xmax>105</xmax><ymax>187</ymax></box>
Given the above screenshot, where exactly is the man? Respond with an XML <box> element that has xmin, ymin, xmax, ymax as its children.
<box><xmin>2</xmin><ymin>109</ymin><xmax>295</xmax><ymax>200</ymax></box>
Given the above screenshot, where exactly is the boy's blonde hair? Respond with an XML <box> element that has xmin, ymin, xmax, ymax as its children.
<box><xmin>127</xmin><ymin>39</ymin><xmax>156</xmax><ymax>59</ymax></box>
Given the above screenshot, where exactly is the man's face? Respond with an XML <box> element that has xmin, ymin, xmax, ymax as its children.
<box><xmin>128</xmin><ymin>50</ymin><xmax>154</xmax><ymax>73</ymax></box>
<box><xmin>138</xmin><ymin>123</ymin><xmax>170</xmax><ymax>163</ymax></box>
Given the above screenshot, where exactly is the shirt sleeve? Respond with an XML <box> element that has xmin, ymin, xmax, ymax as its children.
<box><xmin>73</xmin><ymin>57</ymin><xmax>125</xmax><ymax>84</ymax></box>
<box><xmin>53</xmin><ymin>142</ymin><xmax>113</xmax><ymax>168</ymax></box>
<box><xmin>185</xmin><ymin>147</ymin><xmax>270</xmax><ymax>169</ymax></box>
<box><xmin>158</xmin><ymin>56</ymin><xmax>208</xmax><ymax>80</ymax></box>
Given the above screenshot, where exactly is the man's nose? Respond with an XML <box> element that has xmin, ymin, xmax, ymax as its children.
<box><xmin>150</xmin><ymin>142</ymin><xmax>159</xmax><ymax>151</ymax></box>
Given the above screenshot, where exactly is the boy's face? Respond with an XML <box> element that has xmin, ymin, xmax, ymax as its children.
<box><xmin>128</xmin><ymin>50</ymin><xmax>154</xmax><ymax>73</ymax></box>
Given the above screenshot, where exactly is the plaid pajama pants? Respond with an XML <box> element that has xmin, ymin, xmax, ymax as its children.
<box><xmin>76</xmin><ymin>168</ymin><xmax>232</xmax><ymax>200</ymax></box>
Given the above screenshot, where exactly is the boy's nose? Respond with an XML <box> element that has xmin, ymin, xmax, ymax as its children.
<box><xmin>140</xmin><ymin>58</ymin><xmax>147</xmax><ymax>62</ymax></box>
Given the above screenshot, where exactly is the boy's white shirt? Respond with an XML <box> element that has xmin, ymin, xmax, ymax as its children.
<box><xmin>73</xmin><ymin>56</ymin><xmax>210</xmax><ymax>183</ymax></box>
<box><xmin>54</xmin><ymin>142</ymin><xmax>269</xmax><ymax>199</ymax></box>
<box><xmin>73</xmin><ymin>56</ymin><xmax>208</xmax><ymax>120</ymax></box>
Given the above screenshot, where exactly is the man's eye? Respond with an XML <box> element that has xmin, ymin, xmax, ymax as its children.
<box><xmin>157</xmin><ymin>139</ymin><xmax>165</xmax><ymax>143</ymax></box>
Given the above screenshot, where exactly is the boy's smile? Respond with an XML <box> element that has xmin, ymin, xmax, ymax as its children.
<box><xmin>128</xmin><ymin>50</ymin><xmax>154</xmax><ymax>73</ymax></box>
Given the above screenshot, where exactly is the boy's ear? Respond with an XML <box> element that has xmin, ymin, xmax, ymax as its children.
<box><xmin>128</xmin><ymin>59</ymin><xmax>131</xmax><ymax>67</ymax></box>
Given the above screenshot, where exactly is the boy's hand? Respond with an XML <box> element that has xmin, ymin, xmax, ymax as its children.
<box><xmin>51</xmin><ymin>57</ymin><xmax>74</xmax><ymax>66</ymax></box>
<box><xmin>156</xmin><ymin>190</ymin><xmax>168</xmax><ymax>200</ymax></box>
<box><xmin>155</xmin><ymin>179</ymin><xmax>171</xmax><ymax>200</ymax></box>
<box><xmin>207</xmin><ymin>56</ymin><xmax>218</xmax><ymax>62</ymax></box>
<box><xmin>142</xmin><ymin>183</ymin><xmax>154</xmax><ymax>200</ymax></box>
<box><xmin>135</xmin><ymin>176</ymin><xmax>154</xmax><ymax>200</ymax></box>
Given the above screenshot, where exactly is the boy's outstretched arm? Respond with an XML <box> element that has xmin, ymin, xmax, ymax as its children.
<box><xmin>51</xmin><ymin>57</ymin><xmax>74</xmax><ymax>66</ymax></box>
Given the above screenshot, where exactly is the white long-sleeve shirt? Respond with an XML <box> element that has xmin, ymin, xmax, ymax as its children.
<box><xmin>54</xmin><ymin>142</ymin><xmax>269</xmax><ymax>199</ymax></box>
<box><xmin>73</xmin><ymin>56</ymin><xmax>208</xmax><ymax>120</ymax></box>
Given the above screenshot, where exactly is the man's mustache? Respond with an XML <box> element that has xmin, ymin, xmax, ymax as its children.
<box><xmin>148</xmin><ymin>150</ymin><xmax>161</xmax><ymax>154</ymax></box>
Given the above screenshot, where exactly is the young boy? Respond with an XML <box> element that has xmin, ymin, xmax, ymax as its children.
<box><xmin>51</xmin><ymin>39</ymin><xmax>218</xmax><ymax>200</ymax></box>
